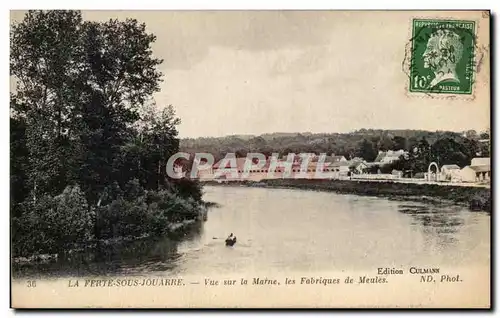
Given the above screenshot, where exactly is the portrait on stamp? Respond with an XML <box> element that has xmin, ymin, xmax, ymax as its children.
<box><xmin>410</xmin><ymin>19</ymin><xmax>476</xmax><ymax>94</ymax></box>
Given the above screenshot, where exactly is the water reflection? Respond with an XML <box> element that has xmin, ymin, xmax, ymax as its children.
<box><xmin>12</xmin><ymin>186</ymin><xmax>490</xmax><ymax>278</ymax></box>
<box><xmin>13</xmin><ymin>222</ymin><xmax>203</xmax><ymax>279</ymax></box>
<box><xmin>398</xmin><ymin>203</ymin><xmax>463</xmax><ymax>246</ymax></box>
<box><xmin>397</xmin><ymin>202</ymin><xmax>489</xmax><ymax>261</ymax></box>
<box><xmin>399</xmin><ymin>204</ymin><xmax>466</xmax><ymax>229</ymax></box>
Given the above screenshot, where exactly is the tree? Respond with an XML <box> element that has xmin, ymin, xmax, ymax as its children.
<box><xmin>479</xmin><ymin>130</ymin><xmax>490</xmax><ymax>140</ymax></box>
<box><xmin>377</xmin><ymin>135</ymin><xmax>394</xmax><ymax>151</ymax></box>
<box><xmin>10</xmin><ymin>116</ymin><xmax>29</xmax><ymax>209</ymax></box>
<box><xmin>235</xmin><ymin>149</ymin><xmax>248</xmax><ymax>158</ymax></box>
<box><xmin>430</xmin><ymin>137</ymin><xmax>476</xmax><ymax>168</ymax></box>
<box><xmin>393</xmin><ymin>136</ymin><xmax>408</xmax><ymax>151</ymax></box>
<box><xmin>11</xmin><ymin>10</ymin><xmax>85</xmax><ymax>199</ymax></box>
<box><xmin>248</xmin><ymin>136</ymin><xmax>267</xmax><ymax>152</ymax></box>
<box><xmin>357</xmin><ymin>139</ymin><xmax>378</xmax><ymax>162</ymax></box>
<box><xmin>11</xmin><ymin>10</ymin><xmax>164</xmax><ymax>205</ymax></box>
<box><xmin>464</xmin><ymin>130</ymin><xmax>478</xmax><ymax>139</ymax></box>
<box><xmin>11</xmin><ymin>10</ymin><xmax>206</xmax><ymax>258</ymax></box>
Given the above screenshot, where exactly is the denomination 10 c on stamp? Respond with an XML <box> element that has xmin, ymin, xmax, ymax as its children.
<box><xmin>409</xmin><ymin>19</ymin><xmax>475</xmax><ymax>95</ymax></box>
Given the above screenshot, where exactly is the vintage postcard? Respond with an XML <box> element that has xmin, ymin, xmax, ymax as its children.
<box><xmin>10</xmin><ymin>10</ymin><xmax>490</xmax><ymax>308</ymax></box>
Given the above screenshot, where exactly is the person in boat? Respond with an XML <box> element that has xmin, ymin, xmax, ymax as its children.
<box><xmin>226</xmin><ymin>233</ymin><xmax>237</xmax><ymax>246</ymax></box>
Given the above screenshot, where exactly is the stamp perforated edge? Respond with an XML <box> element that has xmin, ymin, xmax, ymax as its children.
<box><xmin>402</xmin><ymin>12</ymin><xmax>489</xmax><ymax>101</ymax></box>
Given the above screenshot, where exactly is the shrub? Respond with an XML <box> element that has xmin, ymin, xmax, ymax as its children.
<box><xmin>12</xmin><ymin>197</ymin><xmax>58</xmax><ymax>256</ymax></box>
<box><xmin>53</xmin><ymin>186</ymin><xmax>95</xmax><ymax>246</ymax></box>
<box><xmin>12</xmin><ymin>182</ymin><xmax>203</xmax><ymax>257</ymax></box>
<box><xmin>95</xmin><ymin>187</ymin><xmax>202</xmax><ymax>240</ymax></box>
<box><xmin>172</xmin><ymin>178</ymin><xmax>203</xmax><ymax>202</ymax></box>
<box><xmin>12</xmin><ymin>185</ymin><xmax>94</xmax><ymax>256</ymax></box>
<box><xmin>123</xmin><ymin>178</ymin><xmax>144</xmax><ymax>201</ymax></box>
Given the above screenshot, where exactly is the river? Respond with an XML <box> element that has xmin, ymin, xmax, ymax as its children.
<box><xmin>13</xmin><ymin>185</ymin><xmax>490</xmax><ymax>278</ymax></box>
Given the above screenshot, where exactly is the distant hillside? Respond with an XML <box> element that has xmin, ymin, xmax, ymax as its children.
<box><xmin>180</xmin><ymin>129</ymin><xmax>490</xmax><ymax>165</ymax></box>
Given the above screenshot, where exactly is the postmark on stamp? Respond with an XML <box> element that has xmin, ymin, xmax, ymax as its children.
<box><xmin>408</xmin><ymin>19</ymin><xmax>476</xmax><ymax>95</ymax></box>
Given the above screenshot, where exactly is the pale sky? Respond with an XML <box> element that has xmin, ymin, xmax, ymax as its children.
<box><xmin>11</xmin><ymin>10</ymin><xmax>490</xmax><ymax>138</ymax></box>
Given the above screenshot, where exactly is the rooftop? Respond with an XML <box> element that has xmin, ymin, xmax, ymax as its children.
<box><xmin>441</xmin><ymin>164</ymin><xmax>460</xmax><ymax>170</ymax></box>
<box><xmin>470</xmin><ymin>165</ymin><xmax>491</xmax><ymax>173</ymax></box>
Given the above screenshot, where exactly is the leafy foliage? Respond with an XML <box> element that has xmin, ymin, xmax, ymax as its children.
<box><xmin>12</xmin><ymin>186</ymin><xmax>94</xmax><ymax>255</ymax></box>
<box><xmin>11</xmin><ymin>10</ymin><xmax>203</xmax><ymax>257</ymax></box>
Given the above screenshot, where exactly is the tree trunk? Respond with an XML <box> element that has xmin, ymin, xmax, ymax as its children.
<box><xmin>33</xmin><ymin>180</ymin><xmax>37</xmax><ymax>204</ymax></box>
<box><xmin>157</xmin><ymin>160</ymin><xmax>161</xmax><ymax>190</ymax></box>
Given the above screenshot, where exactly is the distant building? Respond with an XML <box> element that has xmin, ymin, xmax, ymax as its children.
<box><xmin>460</xmin><ymin>166</ymin><xmax>479</xmax><ymax>183</ymax></box>
<box><xmin>195</xmin><ymin>158</ymin><xmax>215</xmax><ymax>180</ymax></box>
<box><xmin>375</xmin><ymin>150</ymin><xmax>407</xmax><ymax>164</ymax></box>
<box><xmin>392</xmin><ymin>170</ymin><xmax>403</xmax><ymax>178</ymax></box>
<box><xmin>329</xmin><ymin>161</ymin><xmax>350</xmax><ymax>175</ymax></box>
<box><xmin>350</xmin><ymin>156</ymin><xmax>364</xmax><ymax>162</ymax></box>
<box><xmin>440</xmin><ymin>164</ymin><xmax>461</xmax><ymax>181</ymax></box>
<box><xmin>349</xmin><ymin>160</ymin><xmax>369</xmax><ymax>174</ymax></box>
<box><xmin>459</xmin><ymin>157</ymin><xmax>490</xmax><ymax>183</ymax></box>
<box><xmin>470</xmin><ymin>165</ymin><xmax>491</xmax><ymax>182</ymax></box>
<box><xmin>364</xmin><ymin>162</ymin><xmax>381</xmax><ymax>173</ymax></box>
<box><xmin>212</xmin><ymin>157</ymin><xmax>263</xmax><ymax>181</ymax></box>
<box><xmin>471</xmin><ymin>157</ymin><xmax>490</xmax><ymax>166</ymax></box>
<box><xmin>326</xmin><ymin>154</ymin><xmax>347</xmax><ymax>163</ymax></box>
<box><xmin>300</xmin><ymin>153</ymin><xmax>318</xmax><ymax>162</ymax></box>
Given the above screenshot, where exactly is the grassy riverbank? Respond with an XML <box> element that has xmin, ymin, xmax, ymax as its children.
<box><xmin>204</xmin><ymin>179</ymin><xmax>491</xmax><ymax>212</ymax></box>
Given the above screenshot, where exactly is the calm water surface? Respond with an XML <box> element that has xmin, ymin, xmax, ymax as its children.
<box><xmin>14</xmin><ymin>185</ymin><xmax>490</xmax><ymax>278</ymax></box>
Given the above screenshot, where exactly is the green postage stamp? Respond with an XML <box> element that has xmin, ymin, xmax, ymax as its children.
<box><xmin>409</xmin><ymin>19</ymin><xmax>476</xmax><ymax>95</ymax></box>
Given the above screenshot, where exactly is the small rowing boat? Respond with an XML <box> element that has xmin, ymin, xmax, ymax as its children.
<box><xmin>225</xmin><ymin>237</ymin><xmax>237</xmax><ymax>247</ymax></box>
